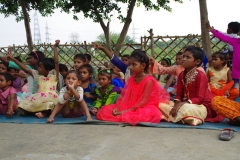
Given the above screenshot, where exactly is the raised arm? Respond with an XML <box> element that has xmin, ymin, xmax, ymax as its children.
<box><xmin>206</xmin><ymin>21</ymin><xmax>237</xmax><ymax>46</ymax></box>
<box><xmin>6</xmin><ymin>55</ymin><xmax>33</xmax><ymax>76</ymax></box>
<box><xmin>92</xmin><ymin>42</ymin><xmax>128</xmax><ymax>73</ymax></box>
<box><xmin>149</xmin><ymin>57</ymin><xmax>178</xmax><ymax>75</ymax></box>
<box><xmin>53</xmin><ymin>40</ymin><xmax>60</xmax><ymax>81</ymax></box>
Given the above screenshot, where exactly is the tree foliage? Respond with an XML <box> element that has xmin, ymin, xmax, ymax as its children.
<box><xmin>96</xmin><ymin>32</ymin><xmax>136</xmax><ymax>44</ymax></box>
<box><xmin>0</xmin><ymin>0</ymin><xmax>58</xmax><ymax>22</ymax></box>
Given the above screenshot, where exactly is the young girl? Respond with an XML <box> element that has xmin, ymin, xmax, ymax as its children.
<box><xmin>0</xmin><ymin>73</ymin><xmax>17</xmax><ymax>117</ymax></box>
<box><xmin>206</xmin><ymin>22</ymin><xmax>240</xmax><ymax>94</ymax></box>
<box><xmin>91</xmin><ymin>69</ymin><xmax>121</xmax><ymax>115</ymax></box>
<box><xmin>207</xmin><ymin>52</ymin><xmax>238</xmax><ymax>100</ymax></box>
<box><xmin>6</xmin><ymin>40</ymin><xmax>61</xmax><ymax>118</ymax></box>
<box><xmin>111</xmin><ymin>65</ymin><xmax>125</xmax><ymax>88</ymax></box>
<box><xmin>158</xmin><ymin>58</ymin><xmax>176</xmax><ymax>92</ymax></box>
<box><xmin>47</xmin><ymin>70</ymin><xmax>92</xmax><ymax>123</ymax></box>
<box><xmin>96</xmin><ymin>50</ymin><xmax>170</xmax><ymax>125</ymax></box>
<box><xmin>159</xmin><ymin>46</ymin><xmax>224</xmax><ymax>126</ymax></box>
<box><xmin>78</xmin><ymin>64</ymin><xmax>96</xmax><ymax>109</ymax></box>
<box><xmin>8</xmin><ymin>51</ymin><xmax>45</xmax><ymax>99</ymax></box>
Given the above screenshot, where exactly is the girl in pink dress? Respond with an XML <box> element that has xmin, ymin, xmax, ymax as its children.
<box><xmin>0</xmin><ymin>72</ymin><xmax>17</xmax><ymax>117</ymax></box>
<box><xmin>96</xmin><ymin>49</ymin><xmax>170</xmax><ymax>125</ymax></box>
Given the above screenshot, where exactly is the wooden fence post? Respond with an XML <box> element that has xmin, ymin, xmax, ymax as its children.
<box><xmin>13</xmin><ymin>44</ymin><xmax>15</xmax><ymax>55</ymax></box>
<box><xmin>44</xmin><ymin>43</ymin><xmax>46</xmax><ymax>55</ymax></box>
<box><xmin>148</xmin><ymin>28</ymin><xmax>154</xmax><ymax>57</ymax></box>
<box><xmin>84</xmin><ymin>41</ymin><xmax>87</xmax><ymax>54</ymax></box>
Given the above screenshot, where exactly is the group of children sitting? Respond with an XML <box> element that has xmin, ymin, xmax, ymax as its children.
<box><xmin>0</xmin><ymin>21</ymin><xmax>240</xmax><ymax>126</ymax></box>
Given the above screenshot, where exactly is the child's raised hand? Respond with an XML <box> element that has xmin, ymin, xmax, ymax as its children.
<box><xmin>92</xmin><ymin>42</ymin><xmax>104</xmax><ymax>50</ymax></box>
<box><xmin>205</xmin><ymin>21</ymin><xmax>214</xmax><ymax>32</ymax></box>
<box><xmin>148</xmin><ymin>55</ymin><xmax>155</xmax><ymax>65</ymax></box>
<box><xmin>54</xmin><ymin>40</ymin><xmax>60</xmax><ymax>47</ymax></box>
<box><xmin>6</xmin><ymin>54</ymin><xmax>14</xmax><ymax>61</ymax></box>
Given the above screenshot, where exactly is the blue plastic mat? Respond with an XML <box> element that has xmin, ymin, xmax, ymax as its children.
<box><xmin>1</xmin><ymin>114</ymin><xmax>239</xmax><ymax>132</ymax></box>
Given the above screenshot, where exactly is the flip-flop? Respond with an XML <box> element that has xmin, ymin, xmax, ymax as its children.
<box><xmin>219</xmin><ymin>128</ymin><xmax>234</xmax><ymax>141</ymax></box>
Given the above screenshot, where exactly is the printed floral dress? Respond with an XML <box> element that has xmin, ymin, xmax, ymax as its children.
<box><xmin>17</xmin><ymin>70</ymin><xmax>58</xmax><ymax>112</ymax></box>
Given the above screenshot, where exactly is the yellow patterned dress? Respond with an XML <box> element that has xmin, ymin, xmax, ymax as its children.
<box><xmin>17</xmin><ymin>70</ymin><xmax>58</xmax><ymax>112</ymax></box>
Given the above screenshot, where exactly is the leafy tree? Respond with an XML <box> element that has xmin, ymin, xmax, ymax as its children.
<box><xmin>0</xmin><ymin>0</ymin><xmax>57</xmax><ymax>51</ymax></box>
<box><xmin>69</xmin><ymin>32</ymin><xmax>80</xmax><ymax>43</ymax></box>
<box><xmin>96</xmin><ymin>32</ymin><xmax>136</xmax><ymax>44</ymax></box>
<box><xmin>60</xmin><ymin>0</ymin><xmax>182</xmax><ymax>56</ymax></box>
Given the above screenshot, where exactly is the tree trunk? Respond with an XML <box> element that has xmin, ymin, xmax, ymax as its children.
<box><xmin>114</xmin><ymin>0</ymin><xmax>136</xmax><ymax>57</ymax></box>
<box><xmin>199</xmin><ymin>0</ymin><xmax>211</xmax><ymax>57</ymax></box>
<box><xmin>20</xmin><ymin>0</ymin><xmax>33</xmax><ymax>52</ymax></box>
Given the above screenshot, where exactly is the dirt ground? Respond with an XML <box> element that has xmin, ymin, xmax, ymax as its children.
<box><xmin>0</xmin><ymin>123</ymin><xmax>239</xmax><ymax>160</ymax></box>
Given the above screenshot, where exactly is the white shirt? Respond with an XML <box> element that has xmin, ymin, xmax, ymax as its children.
<box><xmin>58</xmin><ymin>86</ymin><xmax>83</xmax><ymax>104</ymax></box>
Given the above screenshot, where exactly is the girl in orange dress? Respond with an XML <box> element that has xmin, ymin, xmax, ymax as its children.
<box><xmin>207</xmin><ymin>52</ymin><xmax>238</xmax><ymax>100</ymax></box>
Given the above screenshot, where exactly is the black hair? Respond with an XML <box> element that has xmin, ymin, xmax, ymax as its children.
<box><xmin>162</xmin><ymin>58</ymin><xmax>171</xmax><ymax>66</ymax></box>
<box><xmin>212</xmin><ymin>51</ymin><xmax>228</xmax><ymax>66</ymax></box>
<box><xmin>0</xmin><ymin>62</ymin><xmax>10</xmax><ymax>72</ymax></box>
<box><xmin>0</xmin><ymin>72</ymin><xmax>14</xmax><ymax>86</ymax></box>
<box><xmin>184</xmin><ymin>46</ymin><xmax>204</xmax><ymax>67</ymax></box>
<box><xmin>176</xmin><ymin>52</ymin><xmax>183</xmax><ymax>56</ymax></box>
<box><xmin>84</xmin><ymin>53</ymin><xmax>91</xmax><ymax>61</ymax></box>
<box><xmin>28</xmin><ymin>51</ymin><xmax>45</xmax><ymax>62</ymax></box>
<box><xmin>65</xmin><ymin>70</ymin><xmax>81</xmax><ymax>80</ymax></box>
<box><xmin>74</xmin><ymin>54</ymin><xmax>86</xmax><ymax>62</ymax></box>
<box><xmin>98</xmin><ymin>68</ymin><xmax>112</xmax><ymax>80</ymax></box>
<box><xmin>121</xmin><ymin>54</ymin><xmax>130</xmax><ymax>59</ymax></box>
<box><xmin>59</xmin><ymin>63</ymin><xmax>69</xmax><ymax>72</ymax></box>
<box><xmin>14</xmin><ymin>56</ymin><xmax>22</xmax><ymax>63</ymax></box>
<box><xmin>228</xmin><ymin>22</ymin><xmax>240</xmax><ymax>33</ymax></box>
<box><xmin>41</xmin><ymin>58</ymin><xmax>55</xmax><ymax>71</ymax></box>
<box><xmin>79</xmin><ymin>64</ymin><xmax>93</xmax><ymax>75</ymax></box>
<box><xmin>129</xmin><ymin>49</ymin><xmax>149</xmax><ymax>73</ymax></box>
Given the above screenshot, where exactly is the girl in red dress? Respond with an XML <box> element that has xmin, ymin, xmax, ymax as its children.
<box><xmin>96</xmin><ymin>49</ymin><xmax>170</xmax><ymax>125</ymax></box>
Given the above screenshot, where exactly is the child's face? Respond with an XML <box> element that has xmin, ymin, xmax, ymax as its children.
<box><xmin>212</xmin><ymin>56</ymin><xmax>224</xmax><ymax>68</ymax></box>
<box><xmin>0</xmin><ymin>75</ymin><xmax>11</xmax><ymax>90</ymax></box>
<box><xmin>79</xmin><ymin>68</ymin><xmax>91</xmax><ymax>82</ymax></box>
<box><xmin>10</xmin><ymin>69</ymin><xmax>18</xmax><ymax>79</ymax></box>
<box><xmin>86</xmin><ymin>59</ymin><xmax>90</xmax><ymax>64</ymax></box>
<box><xmin>121</xmin><ymin>57</ymin><xmax>129</xmax><ymax>65</ymax></box>
<box><xmin>176</xmin><ymin>55</ymin><xmax>183</xmax><ymax>65</ymax></box>
<box><xmin>74</xmin><ymin>58</ymin><xmax>84</xmax><ymax>70</ymax></box>
<box><xmin>182</xmin><ymin>51</ymin><xmax>200</xmax><ymax>69</ymax></box>
<box><xmin>227</xmin><ymin>27</ymin><xmax>233</xmax><ymax>34</ymax></box>
<box><xmin>65</xmin><ymin>73</ymin><xmax>80</xmax><ymax>88</ymax></box>
<box><xmin>98</xmin><ymin>74</ymin><xmax>111</xmax><ymax>88</ymax></box>
<box><xmin>0</xmin><ymin>64</ymin><xmax>8</xmax><ymax>73</ymax></box>
<box><xmin>128</xmin><ymin>57</ymin><xmax>146</xmax><ymax>75</ymax></box>
<box><xmin>160</xmin><ymin>60</ymin><xmax>168</xmax><ymax>67</ymax></box>
<box><xmin>37</xmin><ymin>62</ymin><xmax>49</xmax><ymax>76</ymax></box>
<box><xmin>26</xmin><ymin>56</ymin><xmax>38</xmax><ymax>66</ymax></box>
<box><xmin>60</xmin><ymin>70</ymin><xmax>67</xmax><ymax>78</ymax></box>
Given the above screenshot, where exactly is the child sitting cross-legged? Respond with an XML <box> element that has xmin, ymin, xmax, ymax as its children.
<box><xmin>90</xmin><ymin>69</ymin><xmax>121</xmax><ymax>115</ymax></box>
<box><xmin>47</xmin><ymin>70</ymin><xmax>92</xmax><ymax>123</ymax></box>
<box><xmin>159</xmin><ymin>46</ymin><xmax>224</xmax><ymax>126</ymax></box>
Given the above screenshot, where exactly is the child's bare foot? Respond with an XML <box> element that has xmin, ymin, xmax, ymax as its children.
<box><xmin>47</xmin><ymin>117</ymin><xmax>54</xmax><ymax>123</ymax></box>
<box><xmin>35</xmin><ymin>112</ymin><xmax>46</xmax><ymax>118</ymax></box>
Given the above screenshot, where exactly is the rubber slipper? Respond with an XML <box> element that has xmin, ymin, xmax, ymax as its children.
<box><xmin>219</xmin><ymin>128</ymin><xmax>234</xmax><ymax>141</ymax></box>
